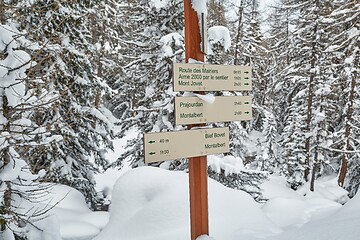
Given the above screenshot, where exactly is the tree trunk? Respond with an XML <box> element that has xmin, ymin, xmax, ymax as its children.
<box><xmin>338</xmin><ymin>54</ymin><xmax>357</xmax><ymax>186</ymax></box>
<box><xmin>1</xmin><ymin>96</ymin><xmax>11</xmax><ymax>232</ymax></box>
<box><xmin>310</xmin><ymin>130</ymin><xmax>321</xmax><ymax>191</ymax></box>
<box><xmin>304</xmin><ymin>78</ymin><xmax>314</xmax><ymax>182</ymax></box>
<box><xmin>0</xmin><ymin>0</ymin><xmax>5</xmax><ymax>25</ymax></box>
<box><xmin>305</xmin><ymin>21</ymin><xmax>318</xmax><ymax>182</ymax></box>
<box><xmin>310</xmin><ymin>160</ymin><xmax>318</xmax><ymax>192</ymax></box>
<box><xmin>234</xmin><ymin>0</ymin><xmax>244</xmax><ymax>65</ymax></box>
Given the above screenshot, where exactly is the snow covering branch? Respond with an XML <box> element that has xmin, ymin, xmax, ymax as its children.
<box><xmin>319</xmin><ymin>146</ymin><xmax>360</xmax><ymax>154</ymax></box>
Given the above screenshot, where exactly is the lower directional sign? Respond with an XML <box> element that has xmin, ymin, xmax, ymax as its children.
<box><xmin>144</xmin><ymin>127</ymin><xmax>229</xmax><ymax>163</ymax></box>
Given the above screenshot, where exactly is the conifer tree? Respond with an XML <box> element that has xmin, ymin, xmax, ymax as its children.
<box><xmin>9</xmin><ymin>0</ymin><xmax>114</xmax><ymax>207</ymax></box>
<box><xmin>323</xmin><ymin>1</ymin><xmax>360</xmax><ymax>195</ymax></box>
<box><xmin>266</xmin><ymin>0</ymin><xmax>293</xmax><ymax>132</ymax></box>
<box><xmin>0</xmin><ymin>23</ymin><xmax>58</xmax><ymax>240</ymax></box>
<box><xmin>208</xmin><ymin>0</ymin><xmax>227</xmax><ymax>27</ymax></box>
<box><xmin>113</xmin><ymin>0</ymin><xmax>184</xmax><ymax>168</ymax></box>
<box><xmin>277</xmin><ymin>0</ymin><xmax>335</xmax><ymax>190</ymax></box>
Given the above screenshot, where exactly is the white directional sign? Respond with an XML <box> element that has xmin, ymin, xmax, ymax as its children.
<box><xmin>175</xmin><ymin>96</ymin><xmax>252</xmax><ymax>125</ymax></box>
<box><xmin>173</xmin><ymin>63</ymin><xmax>252</xmax><ymax>92</ymax></box>
<box><xmin>144</xmin><ymin>127</ymin><xmax>229</xmax><ymax>163</ymax></box>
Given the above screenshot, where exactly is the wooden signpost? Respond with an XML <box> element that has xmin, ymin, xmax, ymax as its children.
<box><xmin>183</xmin><ymin>1</ymin><xmax>209</xmax><ymax>239</ymax></box>
<box><xmin>143</xmin><ymin>1</ymin><xmax>253</xmax><ymax>239</ymax></box>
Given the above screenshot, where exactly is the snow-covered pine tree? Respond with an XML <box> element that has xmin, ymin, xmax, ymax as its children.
<box><xmin>0</xmin><ymin>23</ymin><xmax>56</xmax><ymax>240</ymax></box>
<box><xmin>88</xmin><ymin>0</ymin><xmax>126</xmax><ymax>115</ymax></box>
<box><xmin>230</xmin><ymin>0</ymin><xmax>277</xmax><ymax>171</ymax></box>
<box><xmin>280</xmin><ymin>104</ymin><xmax>307</xmax><ymax>189</ymax></box>
<box><xmin>278</xmin><ymin>0</ymin><xmax>337</xmax><ymax>191</ymax></box>
<box><xmin>259</xmin><ymin>109</ymin><xmax>279</xmax><ymax>173</ymax></box>
<box><xmin>323</xmin><ymin>1</ymin><xmax>360</xmax><ymax>195</ymax></box>
<box><xmin>206</xmin><ymin>25</ymin><xmax>251</xmax><ymax>161</ymax></box>
<box><xmin>231</xmin><ymin>0</ymin><xmax>271</xmax><ymax>101</ymax></box>
<box><xmin>266</xmin><ymin>0</ymin><xmax>294</xmax><ymax>132</ymax></box>
<box><xmin>113</xmin><ymin>0</ymin><xmax>184</xmax><ymax>168</ymax></box>
<box><xmin>206</xmin><ymin>24</ymin><xmax>267</xmax><ymax>201</ymax></box>
<box><xmin>208</xmin><ymin>0</ymin><xmax>227</xmax><ymax>27</ymax></box>
<box><xmin>10</xmin><ymin>0</ymin><xmax>114</xmax><ymax>207</ymax></box>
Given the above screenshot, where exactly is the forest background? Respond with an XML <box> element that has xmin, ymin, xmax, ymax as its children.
<box><xmin>0</xmin><ymin>0</ymin><xmax>359</xmax><ymax>239</ymax></box>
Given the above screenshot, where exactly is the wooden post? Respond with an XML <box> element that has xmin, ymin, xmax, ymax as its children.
<box><xmin>184</xmin><ymin>1</ymin><xmax>209</xmax><ymax>239</ymax></box>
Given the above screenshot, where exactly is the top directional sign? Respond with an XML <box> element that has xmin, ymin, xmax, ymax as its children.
<box><xmin>173</xmin><ymin>63</ymin><xmax>252</xmax><ymax>92</ymax></box>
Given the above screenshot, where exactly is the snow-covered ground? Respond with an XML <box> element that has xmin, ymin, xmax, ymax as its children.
<box><xmin>41</xmin><ymin>164</ymin><xmax>359</xmax><ymax>240</ymax></box>
<box><xmin>34</xmin><ymin>126</ymin><xmax>356</xmax><ymax>240</ymax></box>
<box><xmin>39</xmin><ymin>128</ymin><xmax>355</xmax><ymax>240</ymax></box>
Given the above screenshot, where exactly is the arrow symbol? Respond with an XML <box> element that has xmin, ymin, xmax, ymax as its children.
<box><xmin>148</xmin><ymin>140</ymin><xmax>156</xmax><ymax>144</ymax></box>
<box><xmin>244</xmin><ymin>83</ymin><xmax>249</xmax><ymax>86</ymax></box>
<box><xmin>244</xmin><ymin>111</ymin><xmax>250</xmax><ymax>114</ymax></box>
<box><xmin>149</xmin><ymin>152</ymin><xmax>156</xmax><ymax>155</ymax></box>
<box><xmin>244</xmin><ymin>71</ymin><xmax>249</xmax><ymax>74</ymax></box>
<box><xmin>244</xmin><ymin>102</ymin><xmax>250</xmax><ymax>104</ymax></box>
<box><xmin>244</xmin><ymin>77</ymin><xmax>249</xmax><ymax>80</ymax></box>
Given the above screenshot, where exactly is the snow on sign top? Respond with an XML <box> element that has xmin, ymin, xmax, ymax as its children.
<box><xmin>191</xmin><ymin>0</ymin><xmax>207</xmax><ymax>15</ymax></box>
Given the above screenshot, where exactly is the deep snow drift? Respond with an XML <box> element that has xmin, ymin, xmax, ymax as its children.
<box><xmin>93</xmin><ymin>167</ymin><xmax>356</xmax><ymax>240</ymax></box>
<box><xmin>23</xmin><ymin>166</ymin><xmax>358</xmax><ymax>240</ymax></box>
<box><xmin>93</xmin><ymin>167</ymin><xmax>281</xmax><ymax>240</ymax></box>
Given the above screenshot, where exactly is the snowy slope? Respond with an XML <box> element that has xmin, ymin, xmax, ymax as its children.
<box><xmin>92</xmin><ymin>167</ymin><xmax>358</xmax><ymax>240</ymax></box>
<box><xmin>24</xmin><ymin>166</ymin><xmax>358</xmax><ymax>240</ymax></box>
<box><xmin>266</xmin><ymin>193</ymin><xmax>360</xmax><ymax>240</ymax></box>
<box><xmin>93</xmin><ymin>167</ymin><xmax>281</xmax><ymax>240</ymax></box>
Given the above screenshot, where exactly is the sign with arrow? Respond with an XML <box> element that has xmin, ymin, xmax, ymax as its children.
<box><xmin>175</xmin><ymin>96</ymin><xmax>252</xmax><ymax>125</ymax></box>
<box><xmin>144</xmin><ymin>127</ymin><xmax>229</xmax><ymax>163</ymax></box>
<box><xmin>173</xmin><ymin>63</ymin><xmax>252</xmax><ymax>92</ymax></box>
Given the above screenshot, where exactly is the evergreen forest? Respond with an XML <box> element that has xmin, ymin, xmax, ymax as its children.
<box><xmin>0</xmin><ymin>0</ymin><xmax>359</xmax><ymax>238</ymax></box>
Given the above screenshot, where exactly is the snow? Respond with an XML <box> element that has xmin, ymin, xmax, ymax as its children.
<box><xmin>33</xmin><ymin>184</ymin><xmax>109</xmax><ymax>240</ymax></box>
<box><xmin>191</xmin><ymin>0</ymin><xmax>207</xmax><ymax>16</ymax></box>
<box><xmin>195</xmin><ymin>93</ymin><xmax>215</xmax><ymax>104</ymax></box>
<box><xmin>262</xmin><ymin>197</ymin><xmax>341</xmax><ymax>228</ymax></box>
<box><xmin>208</xmin><ymin>26</ymin><xmax>231</xmax><ymax>54</ymax></box>
<box><xmin>90</xmin><ymin>166</ymin><xmax>358</xmax><ymax>240</ymax></box>
<box><xmin>93</xmin><ymin>167</ymin><xmax>281</xmax><ymax>240</ymax></box>
<box><xmin>208</xmin><ymin>155</ymin><xmax>244</xmax><ymax>175</ymax></box>
<box><xmin>94</xmin><ymin>127</ymin><xmax>137</xmax><ymax>195</ymax></box>
<box><xmin>197</xmin><ymin>235</ymin><xmax>216</xmax><ymax>240</ymax></box>
<box><xmin>260</xmin><ymin>175</ymin><xmax>303</xmax><ymax>200</ymax></box>
<box><xmin>266</xmin><ymin>193</ymin><xmax>360</xmax><ymax>240</ymax></box>
<box><xmin>0</xmin><ymin>24</ymin><xmax>31</xmax><ymax>107</ymax></box>
<box><xmin>149</xmin><ymin>0</ymin><xmax>170</xmax><ymax>11</ymax></box>
<box><xmin>160</xmin><ymin>32</ymin><xmax>183</xmax><ymax>58</ymax></box>
<box><xmin>2</xmin><ymin>161</ymin><xmax>358</xmax><ymax>240</ymax></box>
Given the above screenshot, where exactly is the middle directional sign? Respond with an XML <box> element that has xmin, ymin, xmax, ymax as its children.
<box><xmin>175</xmin><ymin>96</ymin><xmax>252</xmax><ymax>125</ymax></box>
<box><xmin>173</xmin><ymin>63</ymin><xmax>252</xmax><ymax>92</ymax></box>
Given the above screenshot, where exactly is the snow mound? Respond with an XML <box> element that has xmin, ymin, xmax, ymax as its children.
<box><xmin>261</xmin><ymin>175</ymin><xmax>304</xmax><ymax>200</ymax></box>
<box><xmin>266</xmin><ymin>193</ymin><xmax>360</xmax><ymax>240</ymax></box>
<box><xmin>297</xmin><ymin>175</ymin><xmax>349</xmax><ymax>204</ymax></box>
<box><xmin>94</xmin><ymin>167</ymin><xmax>281</xmax><ymax>240</ymax></box>
<box><xmin>262</xmin><ymin>197</ymin><xmax>341</xmax><ymax>228</ymax></box>
<box><xmin>46</xmin><ymin>185</ymin><xmax>91</xmax><ymax>212</ymax></box>
<box><xmin>26</xmin><ymin>184</ymin><xmax>109</xmax><ymax>240</ymax></box>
